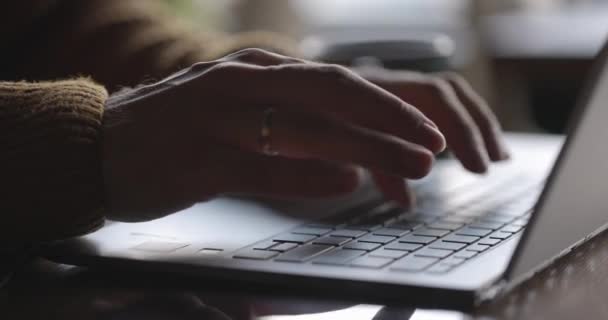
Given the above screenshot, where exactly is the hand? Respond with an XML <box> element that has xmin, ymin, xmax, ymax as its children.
<box><xmin>354</xmin><ymin>67</ymin><xmax>510</xmax><ymax>204</ymax></box>
<box><xmin>102</xmin><ymin>49</ymin><xmax>446</xmax><ymax>221</ymax></box>
<box><xmin>356</xmin><ymin>67</ymin><xmax>510</xmax><ymax>170</ymax></box>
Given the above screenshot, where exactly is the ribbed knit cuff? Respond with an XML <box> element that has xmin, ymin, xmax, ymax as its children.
<box><xmin>0</xmin><ymin>78</ymin><xmax>107</xmax><ymax>244</ymax></box>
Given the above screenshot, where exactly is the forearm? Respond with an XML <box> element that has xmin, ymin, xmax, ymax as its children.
<box><xmin>0</xmin><ymin>79</ymin><xmax>107</xmax><ymax>244</ymax></box>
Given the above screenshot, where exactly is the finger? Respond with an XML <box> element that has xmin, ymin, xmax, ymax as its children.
<box><xmin>371</xmin><ymin>171</ymin><xmax>414</xmax><ymax>208</ymax></box>
<box><xmin>389</xmin><ymin>78</ymin><xmax>490</xmax><ymax>173</ymax></box>
<box><xmin>207</xmin><ymin>148</ymin><xmax>363</xmax><ymax>198</ymax></box>
<box><xmin>208</xmin><ymin>63</ymin><xmax>446</xmax><ymax>155</ymax></box>
<box><xmin>201</xmin><ymin>106</ymin><xmax>435</xmax><ymax>180</ymax></box>
<box><xmin>438</xmin><ymin>72</ymin><xmax>510</xmax><ymax>161</ymax></box>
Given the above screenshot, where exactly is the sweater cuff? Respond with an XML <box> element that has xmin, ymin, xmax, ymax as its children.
<box><xmin>0</xmin><ymin>79</ymin><xmax>107</xmax><ymax>244</ymax></box>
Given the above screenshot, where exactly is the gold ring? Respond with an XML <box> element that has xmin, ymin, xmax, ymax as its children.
<box><xmin>259</xmin><ymin>108</ymin><xmax>279</xmax><ymax>156</ymax></box>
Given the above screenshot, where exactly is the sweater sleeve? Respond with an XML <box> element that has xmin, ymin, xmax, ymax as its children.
<box><xmin>0</xmin><ymin>79</ymin><xmax>107</xmax><ymax>244</ymax></box>
<box><xmin>2</xmin><ymin>0</ymin><xmax>298</xmax><ymax>92</ymax></box>
<box><xmin>0</xmin><ymin>0</ymin><xmax>297</xmax><ymax>243</ymax></box>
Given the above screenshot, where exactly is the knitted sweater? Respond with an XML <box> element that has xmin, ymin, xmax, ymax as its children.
<box><xmin>0</xmin><ymin>0</ymin><xmax>295</xmax><ymax>244</ymax></box>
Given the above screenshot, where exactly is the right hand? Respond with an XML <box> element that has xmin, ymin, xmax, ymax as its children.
<box><xmin>102</xmin><ymin>48</ymin><xmax>446</xmax><ymax>221</ymax></box>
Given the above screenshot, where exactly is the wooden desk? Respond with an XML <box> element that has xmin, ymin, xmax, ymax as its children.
<box><xmin>476</xmin><ymin>225</ymin><xmax>608</xmax><ymax>319</ymax></box>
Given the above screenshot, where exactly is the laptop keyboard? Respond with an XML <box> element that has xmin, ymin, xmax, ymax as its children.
<box><xmin>233</xmin><ymin>174</ymin><xmax>542</xmax><ymax>274</ymax></box>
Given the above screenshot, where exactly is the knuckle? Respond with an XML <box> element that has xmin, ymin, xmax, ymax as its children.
<box><xmin>429</xmin><ymin>78</ymin><xmax>453</xmax><ymax>92</ymax></box>
<box><xmin>438</xmin><ymin>71</ymin><xmax>464</xmax><ymax>84</ymax></box>
<box><xmin>316</xmin><ymin>64</ymin><xmax>355</xmax><ymax>82</ymax></box>
<box><xmin>421</xmin><ymin>78</ymin><xmax>448</xmax><ymax>97</ymax></box>
<box><xmin>234</xmin><ymin>47</ymin><xmax>272</xmax><ymax>61</ymax></box>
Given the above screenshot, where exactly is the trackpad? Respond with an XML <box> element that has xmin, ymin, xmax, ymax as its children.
<box><xmin>94</xmin><ymin>193</ymin><xmax>372</xmax><ymax>253</ymax></box>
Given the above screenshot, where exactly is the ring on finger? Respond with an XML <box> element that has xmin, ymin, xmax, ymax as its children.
<box><xmin>259</xmin><ymin>108</ymin><xmax>280</xmax><ymax>156</ymax></box>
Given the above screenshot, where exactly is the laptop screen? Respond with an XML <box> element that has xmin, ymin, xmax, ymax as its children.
<box><xmin>508</xmin><ymin>40</ymin><xmax>608</xmax><ymax>280</ymax></box>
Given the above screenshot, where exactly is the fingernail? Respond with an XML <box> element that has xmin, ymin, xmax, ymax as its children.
<box><xmin>475</xmin><ymin>152</ymin><xmax>490</xmax><ymax>174</ymax></box>
<box><xmin>425</xmin><ymin>120</ymin><xmax>439</xmax><ymax>129</ymax></box>
<box><xmin>499</xmin><ymin>142</ymin><xmax>512</xmax><ymax>160</ymax></box>
<box><xmin>423</xmin><ymin>122</ymin><xmax>446</xmax><ymax>154</ymax></box>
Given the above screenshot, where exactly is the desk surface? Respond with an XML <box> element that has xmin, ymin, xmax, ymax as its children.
<box><xmin>3</xmin><ymin>226</ymin><xmax>608</xmax><ymax>320</ymax></box>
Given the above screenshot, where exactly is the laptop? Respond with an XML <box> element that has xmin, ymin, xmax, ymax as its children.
<box><xmin>45</xmin><ymin>41</ymin><xmax>608</xmax><ymax>311</ymax></box>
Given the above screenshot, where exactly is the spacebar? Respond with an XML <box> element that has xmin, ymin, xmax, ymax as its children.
<box><xmin>275</xmin><ymin>244</ymin><xmax>333</xmax><ymax>262</ymax></box>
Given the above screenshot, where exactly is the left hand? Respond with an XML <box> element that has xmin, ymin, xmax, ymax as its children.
<box><xmin>354</xmin><ymin>67</ymin><xmax>510</xmax><ymax>206</ymax></box>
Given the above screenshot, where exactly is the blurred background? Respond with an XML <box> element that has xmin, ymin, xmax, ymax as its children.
<box><xmin>161</xmin><ymin>0</ymin><xmax>608</xmax><ymax>134</ymax></box>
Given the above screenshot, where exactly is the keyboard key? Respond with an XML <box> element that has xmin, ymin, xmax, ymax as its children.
<box><xmin>391</xmin><ymin>256</ymin><xmax>438</xmax><ymax>272</ymax></box>
<box><xmin>456</xmin><ymin>227</ymin><xmax>492</xmax><ymax>237</ymax></box>
<box><xmin>350</xmin><ymin>217</ymin><xmax>396</xmax><ymax>230</ymax></box>
<box><xmin>469</xmin><ymin>221</ymin><xmax>504</xmax><ymax>230</ymax></box>
<box><xmin>429</xmin><ymin>241</ymin><xmax>466</xmax><ymax>251</ymax></box>
<box><xmin>132</xmin><ymin>241</ymin><xmax>189</xmax><ymax>253</ymax></box>
<box><xmin>384</xmin><ymin>242</ymin><xmax>423</xmax><ymax>252</ymax></box>
<box><xmin>399</xmin><ymin>234</ymin><xmax>436</xmax><ymax>245</ymax></box>
<box><xmin>273</xmin><ymin>233</ymin><xmax>317</xmax><ymax>244</ymax></box>
<box><xmin>358</xmin><ymin>234</ymin><xmax>396</xmax><ymax>244</ymax></box>
<box><xmin>466</xmin><ymin>244</ymin><xmax>490</xmax><ymax>252</ymax></box>
<box><xmin>354</xmin><ymin>205</ymin><xmax>402</xmax><ymax>226</ymax></box>
<box><xmin>253</xmin><ymin>240</ymin><xmax>278</xmax><ymax>250</ymax></box>
<box><xmin>330</xmin><ymin>229</ymin><xmax>367</xmax><ymax>238</ymax></box>
<box><xmin>441</xmin><ymin>216</ymin><xmax>474</xmax><ymax>224</ymax></box>
<box><xmin>412</xmin><ymin>228</ymin><xmax>449</xmax><ymax>238</ymax></box>
<box><xmin>511</xmin><ymin>219</ymin><xmax>528</xmax><ymax>227</ymax></box>
<box><xmin>489</xmin><ymin>231</ymin><xmax>512</xmax><ymax>240</ymax></box>
<box><xmin>427</xmin><ymin>221</ymin><xmax>464</xmax><ymax>231</ymax></box>
<box><xmin>369</xmin><ymin>248</ymin><xmax>408</xmax><ymax>259</ymax></box>
<box><xmin>478</xmin><ymin>237</ymin><xmax>501</xmax><ymax>246</ymax></box>
<box><xmin>501</xmin><ymin>225</ymin><xmax>524</xmax><ymax>233</ymax></box>
<box><xmin>441</xmin><ymin>256</ymin><xmax>466</xmax><ymax>266</ymax></box>
<box><xmin>305</xmin><ymin>223</ymin><xmax>336</xmax><ymax>229</ymax></box>
<box><xmin>234</xmin><ymin>249</ymin><xmax>279</xmax><ymax>260</ymax></box>
<box><xmin>313</xmin><ymin>236</ymin><xmax>351</xmax><ymax>246</ymax></box>
<box><xmin>414</xmin><ymin>248</ymin><xmax>453</xmax><ymax>259</ymax></box>
<box><xmin>312</xmin><ymin>249</ymin><xmax>365</xmax><ymax>265</ymax></box>
<box><xmin>351</xmin><ymin>256</ymin><xmax>394</xmax><ymax>269</ymax></box>
<box><xmin>373</xmin><ymin>228</ymin><xmax>409</xmax><ymax>237</ymax></box>
<box><xmin>292</xmin><ymin>226</ymin><xmax>333</xmax><ymax>236</ymax></box>
<box><xmin>345</xmin><ymin>223</ymin><xmax>382</xmax><ymax>231</ymax></box>
<box><xmin>442</xmin><ymin>234</ymin><xmax>479</xmax><ymax>244</ymax></box>
<box><xmin>426</xmin><ymin>264</ymin><xmax>453</xmax><ymax>274</ymax></box>
<box><xmin>275</xmin><ymin>244</ymin><xmax>333</xmax><ymax>262</ymax></box>
<box><xmin>269</xmin><ymin>242</ymin><xmax>298</xmax><ymax>252</ymax></box>
<box><xmin>454</xmin><ymin>250</ymin><xmax>478</xmax><ymax>259</ymax></box>
<box><xmin>199</xmin><ymin>248</ymin><xmax>223</xmax><ymax>255</ymax></box>
<box><xmin>343</xmin><ymin>242</ymin><xmax>381</xmax><ymax>251</ymax></box>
